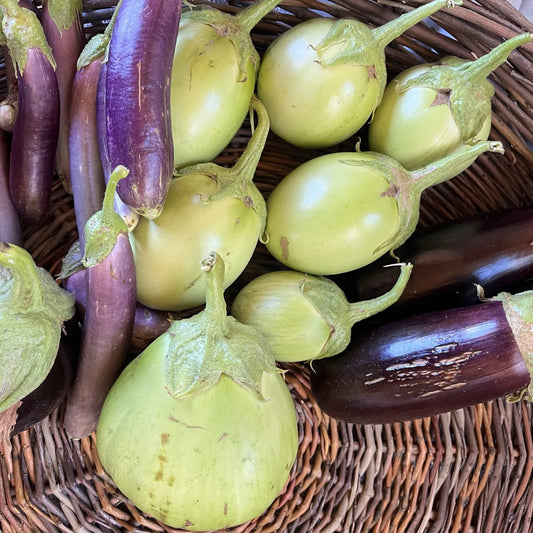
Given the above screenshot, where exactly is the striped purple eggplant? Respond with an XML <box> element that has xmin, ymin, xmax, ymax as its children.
<box><xmin>102</xmin><ymin>0</ymin><xmax>183</xmax><ymax>218</ymax></box>
<box><xmin>41</xmin><ymin>0</ymin><xmax>86</xmax><ymax>193</ymax></box>
<box><xmin>63</xmin><ymin>165</ymin><xmax>136</xmax><ymax>439</ymax></box>
<box><xmin>0</xmin><ymin>130</ymin><xmax>22</xmax><ymax>246</ymax></box>
<box><xmin>311</xmin><ymin>289</ymin><xmax>533</xmax><ymax>425</ymax></box>
<box><xmin>1</xmin><ymin>0</ymin><xmax>60</xmax><ymax>224</ymax></box>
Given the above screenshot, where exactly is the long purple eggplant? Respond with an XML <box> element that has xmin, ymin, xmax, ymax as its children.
<box><xmin>2</xmin><ymin>0</ymin><xmax>60</xmax><ymax>224</ymax></box>
<box><xmin>64</xmin><ymin>267</ymin><xmax>175</xmax><ymax>355</ymax></box>
<box><xmin>332</xmin><ymin>208</ymin><xmax>533</xmax><ymax>315</ymax></box>
<box><xmin>0</xmin><ymin>130</ymin><xmax>22</xmax><ymax>246</ymax></box>
<box><xmin>311</xmin><ymin>289</ymin><xmax>533</xmax><ymax>425</ymax></box>
<box><xmin>63</xmin><ymin>165</ymin><xmax>136</xmax><ymax>439</ymax></box>
<box><xmin>102</xmin><ymin>0</ymin><xmax>182</xmax><ymax>218</ymax></box>
<box><xmin>69</xmin><ymin>44</ymin><xmax>107</xmax><ymax>251</ymax></box>
<box><xmin>41</xmin><ymin>0</ymin><xmax>86</xmax><ymax>194</ymax></box>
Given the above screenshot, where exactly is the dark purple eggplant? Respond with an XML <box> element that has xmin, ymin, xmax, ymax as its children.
<box><xmin>41</xmin><ymin>0</ymin><xmax>86</xmax><ymax>193</ymax></box>
<box><xmin>332</xmin><ymin>208</ymin><xmax>533</xmax><ymax>315</ymax></box>
<box><xmin>0</xmin><ymin>130</ymin><xmax>22</xmax><ymax>246</ymax></box>
<box><xmin>102</xmin><ymin>0</ymin><xmax>182</xmax><ymax>218</ymax></box>
<box><xmin>2</xmin><ymin>0</ymin><xmax>60</xmax><ymax>224</ymax></box>
<box><xmin>12</xmin><ymin>318</ymin><xmax>80</xmax><ymax>435</ymax></box>
<box><xmin>64</xmin><ymin>267</ymin><xmax>175</xmax><ymax>355</ymax></box>
<box><xmin>311</xmin><ymin>289</ymin><xmax>533</xmax><ymax>425</ymax></box>
<box><xmin>0</xmin><ymin>44</ymin><xmax>17</xmax><ymax>133</ymax></box>
<box><xmin>69</xmin><ymin>53</ymin><xmax>106</xmax><ymax>251</ymax></box>
<box><xmin>63</xmin><ymin>165</ymin><xmax>136</xmax><ymax>439</ymax></box>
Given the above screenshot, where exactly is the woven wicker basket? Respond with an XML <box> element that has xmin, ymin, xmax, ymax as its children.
<box><xmin>2</xmin><ymin>0</ymin><xmax>533</xmax><ymax>531</ymax></box>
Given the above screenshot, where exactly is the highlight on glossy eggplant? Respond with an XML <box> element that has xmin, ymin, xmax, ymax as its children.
<box><xmin>332</xmin><ymin>207</ymin><xmax>533</xmax><ymax>315</ymax></box>
<box><xmin>1</xmin><ymin>0</ymin><xmax>60</xmax><ymax>224</ymax></box>
<box><xmin>0</xmin><ymin>129</ymin><xmax>22</xmax><ymax>246</ymax></box>
<box><xmin>103</xmin><ymin>0</ymin><xmax>183</xmax><ymax>218</ymax></box>
<box><xmin>311</xmin><ymin>287</ymin><xmax>533</xmax><ymax>425</ymax></box>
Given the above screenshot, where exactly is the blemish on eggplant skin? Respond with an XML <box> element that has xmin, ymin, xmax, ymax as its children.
<box><xmin>161</xmin><ymin>433</ymin><xmax>170</xmax><ymax>445</ymax></box>
<box><xmin>280</xmin><ymin>237</ymin><xmax>289</xmax><ymax>261</ymax></box>
<box><xmin>224</xmin><ymin>503</ymin><xmax>228</xmax><ymax>515</ymax></box>
<box><xmin>183</xmin><ymin>520</ymin><xmax>194</xmax><ymax>528</ymax></box>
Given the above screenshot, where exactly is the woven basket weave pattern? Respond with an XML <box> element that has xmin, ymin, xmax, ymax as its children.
<box><xmin>1</xmin><ymin>0</ymin><xmax>533</xmax><ymax>531</ymax></box>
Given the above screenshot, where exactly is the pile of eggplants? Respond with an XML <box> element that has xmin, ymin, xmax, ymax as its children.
<box><xmin>0</xmin><ymin>0</ymin><xmax>532</xmax><ymax>529</ymax></box>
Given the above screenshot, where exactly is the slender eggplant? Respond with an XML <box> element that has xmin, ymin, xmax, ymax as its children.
<box><xmin>311</xmin><ymin>288</ymin><xmax>533</xmax><ymax>425</ymax></box>
<box><xmin>63</xmin><ymin>165</ymin><xmax>136</xmax><ymax>439</ymax></box>
<box><xmin>332</xmin><ymin>207</ymin><xmax>533</xmax><ymax>315</ymax></box>
<box><xmin>69</xmin><ymin>25</ymin><xmax>115</xmax><ymax>252</ymax></box>
<box><xmin>0</xmin><ymin>130</ymin><xmax>22</xmax><ymax>246</ymax></box>
<box><xmin>1</xmin><ymin>0</ymin><xmax>60</xmax><ymax>224</ymax></box>
<box><xmin>102</xmin><ymin>0</ymin><xmax>182</xmax><ymax>218</ymax></box>
<box><xmin>41</xmin><ymin>0</ymin><xmax>86</xmax><ymax>193</ymax></box>
<box><xmin>12</xmin><ymin>318</ymin><xmax>80</xmax><ymax>435</ymax></box>
<box><xmin>64</xmin><ymin>267</ymin><xmax>175</xmax><ymax>354</ymax></box>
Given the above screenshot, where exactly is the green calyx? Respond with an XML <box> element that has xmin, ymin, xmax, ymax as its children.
<box><xmin>312</xmin><ymin>0</ymin><xmax>460</xmax><ymax>104</ymax></box>
<box><xmin>354</xmin><ymin>140</ymin><xmax>504</xmax><ymax>256</ymax></box>
<box><xmin>495</xmin><ymin>290</ymin><xmax>533</xmax><ymax>402</ymax></box>
<box><xmin>0</xmin><ymin>243</ymin><xmax>75</xmax><ymax>412</ymax></box>
<box><xmin>43</xmin><ymin>0</ymin><xmax>82</xmax><ymax>32</ymax></box>
<box><xmin>0</xmin><ymin>0</ymin><xmax>56</xmax><ymax>72</ymax></box>
<box><xmin>82</xmin><ymin>165</ymin><xmax>129</xmax><ymax>268</ymax></box>
<box><xmin>180</xmin><ymin>3</ymin><xmax>261</xmax><ymax>83</ymax></box>
<box><xmin>175</xmin><ymin>95</ymin><xmax>268</xmax><ymax>236</ymax></box>
<box><xmin>306</xmin><ymin>263</ymin><xmax>412</xmax><ymax>360</ymax></box>
<box><xmin>401</xmin><ymin>32</ymin><xmax>532</xmax><ymax>143</ymax></box>
<box><xmin>164</xmin><ymin>252</ymin><xmax>278</xmax><ymax>400</ymax></box>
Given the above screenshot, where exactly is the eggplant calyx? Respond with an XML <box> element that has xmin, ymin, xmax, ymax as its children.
<box><xmin>0</xmin><ymin>0</ymin><xmax>56</xmax><ymax>73</ymax></box>
<box><xmin>82</xmin><ymin>165</ymin><xmax>129</xmax><ymax>268</ymax></box>
<box><xmin>494</xmin><ymin>290</ymin><xmax>533</xmax><ymax>401</ymax></box>
<box><xmin>374</xmin><ymin>140</ymin><xmax>504</xmax><ymax>256</ymax></box>
<box><xmin>0</xmin><ymin>243</ymin><xmax>75</xmax><ymax>413</ymax></box>
<box><xmin>43</xmin><ymin>0</ymin><xmax>83</xmax><ymax>32</ymax></box>
<box><xmin>164</xmin><ymin>252</ymin><xmax>278</xmax><ymax>401</ymax></box>
<box><xmin>176</xmin><ymin>96</ymin><xmax>268</xmax><ymax>235</ymax></box>
<box><xmin>180</xmin><ymin>6</ymin><xmax>260</xmax><ymax>83</ymax></box>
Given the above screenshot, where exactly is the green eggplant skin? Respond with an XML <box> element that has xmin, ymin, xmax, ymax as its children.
<box><xmin>97</xmin><ymin>333</ymin><xmax>298</xmax><ymax>531</ymax></box>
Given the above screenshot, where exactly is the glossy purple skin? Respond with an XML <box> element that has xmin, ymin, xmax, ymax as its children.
<box><xmin>311</xmin><ymin>300</ymin><xmax>530</xmax><ymax>425</ymax></box>
<box><xmin>63</xmin><ymin>233</ymin><xmax>137</xmax><ymax>439</ymax></box>
<box><xmin>9</xmin><ymin>48</ymin><xmax>60</xmax><ymax>224</ymax></box>
<box><xmin>333</xmin><ymin>208</ymin><xmax>533</xmax><ymax>315</ymax></box>
<box><xmin>41</xmin><ymin>0</ymin><xmax>86</xmax><ymax>190</ymax></box>
<box><xmin>70</xmin><ymin>56</ymin><xmax>106</xmax><ymax>251</ymax></box>
<box><xmin>0</xmin><ymin>130</ymin><xmax>22</xmax><ymax>246</ymax></box>
<box><xmin>104</xmin><ymin>0</ymin><xmax>182</xmax><ymax>216</ymax></box>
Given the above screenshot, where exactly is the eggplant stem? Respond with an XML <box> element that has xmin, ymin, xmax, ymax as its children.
<box><xmin>234</xmin><ymin>0</ymin><xmax>283</xmax><ymax>34</ymax></box>
<box><xmin>346</xmin><ymin>263</ymin><xmax>413</xmax><ymax>324</ymax></box>
<box><xmin>458</xmin><ymin>33</ymin><xmax>533</xmax><ymax>83</ymax></box>
<box><xmin>201</xmin><ymin>252</ymin><xmax>229</xmax><ymax>337</ymax></box>
<box><xmin>371</xmin><ymin>0</ymin><xmax>462</xmax><ymax>50</ymax></box>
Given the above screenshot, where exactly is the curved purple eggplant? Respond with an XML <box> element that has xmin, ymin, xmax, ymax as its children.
<box><xmin>0</xmin><ymin>130</ymin><xmax>22</xmax><ymax>246</ymax></box>
<box><xmin>69</xmin><ymin>54</ymin><xmax>106</xmax><ymax>251</ymax></box>
<box><xmin>103</xmin><ymin>0</ymin><xmax>182</xmax><ymax>218</ymax></box>
<box><xmin>41</xmin><ymin>0</ymin><xmax>86</xmax><ymax>193</ymax></box>
<box><xmin>2</xmin><ymin>0</ymin><xmax>60</xmax><ymax>224</ymax></box>
<box><xmin>332</xmin><ymin>208</ymin><xmax>533</xmax><ymax>315</ymax></box>
<box><xmin>311</xmin><ymin>290</ymin><xmax>533</xmax><ymax>425</ymax></box>
<box><xmin>63</xmin><ymin>166</ymin><xmax>136</xmax><ymax>439</ymax></box>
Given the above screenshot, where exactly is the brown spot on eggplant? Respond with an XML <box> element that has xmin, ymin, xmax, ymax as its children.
<box><xmin>431</xmin><ymin>88</ymin><xmax>452</xmax><ymax>106</ymax></box>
